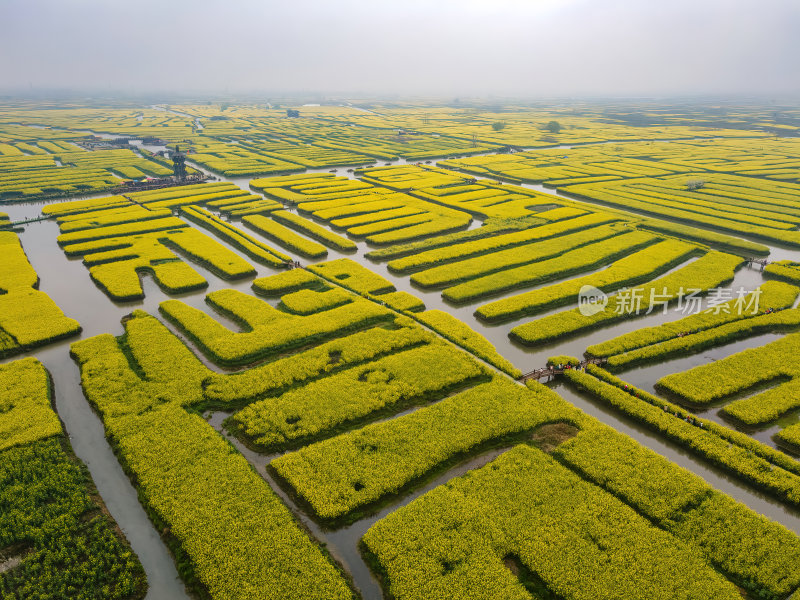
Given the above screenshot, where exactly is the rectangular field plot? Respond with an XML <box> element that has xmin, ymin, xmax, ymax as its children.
<box><xmin>252</xmin><ymin>172</ymin><xmax>473</xmax><ymax>245</ymax></box>
<box><xmin>509</xmin><ymin>251</ymin><xmax>744</xmax><ymax>344</ymax></box>
<box><xmin>271</xmin><ymin>377</ymin><xmax>575</xmax><ymax>521</ymax></box>
<box><xmin>562</xmin><ymin>173</ymin><xmax>800</xmax><ymax>247</ymax></box>
<box><xmin>657</xmin><ymin>333</ymin><xmax>800</xmax><ymax>432</ymax></box>
<box><xmin>0</xmin><ymin>232</ymin><xmax>81</xmax><ymax>357</ymax></box>
<box><xmin>363</xmin><ymin>444</ymin><xmax>746</xmax><ymax>600</ymax></box>
<box><xmin>229</xmin><ymin>341</ymin><xmax>490</xmax><ymax>451</ymax></box>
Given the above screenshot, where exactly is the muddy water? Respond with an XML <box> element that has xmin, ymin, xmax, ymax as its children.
<box><xmin>6</xmin><ymin>145</ymin><xmax>800</xmax><ymax>599</ymax></box>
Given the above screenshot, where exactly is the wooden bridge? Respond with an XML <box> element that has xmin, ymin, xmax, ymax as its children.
<box><xmin>519</xmin><ymin>358</ymin><xmax>607</xmax><ymax>382</ymax></box>
<box><xmin>0</xmin><ymin>216</ymin><xmax>51</xmax><ymax>229</ymax></box>
<box><xmin>745</xmin><ymin>257</ymin><xmax>769</xmax><ymax>269</ymax></box>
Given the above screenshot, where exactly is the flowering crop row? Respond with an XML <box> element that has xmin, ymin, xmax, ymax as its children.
<box><xmin>378</xmin><ymin>290</ymin><xmax>426</xmax><ymax>312</ymax></box>
<box><xmin>657</xmin><ymin>333</ymin><xmax>800</xmax><ymax>427</ymax></box>
<box><xmin>589</xmin><ymin>280</ymin><xmax>798</xmax><ymax>357</ymax></box>
<box><xmin>251</xmin><ymin>269</ymin><xmax>325</xmax><ymax>296</ymax></box>
<box><xmin>272</xmin><ymin>376</ymin><xmax>573</xmax><ymax>521</ymax></box>
<box><xmin>561</xmin><ymin>365</ymin><xmax>800</xmax><ymax>506</ymax></box>
<box><xmin>765</xmin><ymin>260</ymin><xmax>800</xmax><ymax>283</ymax></box>
<box><xmin>510</xmin><ymin>251</ymin><xmax>744</xmax><ymax>344</ymax></box>
<box><xmin>410</xmin><ymin>223</ymin><xmax>624</xmax><ymax>289</ymax></box>
<box><xmin>386</xmin><ymin>212</ymin><xmax>617</xmax><ymax>274</ymax></box>
<box><xmin>203</xmin><ymin>320</ymin><xmax>434</xmax><ymax>405</ymax></box>
<box><xmin>180</xmin><ymin>205</ymin><xmax>290</xmax><ymax>267</ymax></box>
<box><xmin>271</xmin><ymin>210</ymin><xmax>357</xmax><ymax>251</ymax></box>
<box><xmin>444</xmin><ymin>229</ymin><xmax>657</xmax><ymax>304</ymax></box>
<box><xmin>210</xmin><ymin>196</ymin><xmax>283</xmax><ymax>217</ymax></box>
<box><xmin>776</xmin><ymin>424</ymin><xmax>800</xmax><ymax>452</ymax></box>
<box><xmin>57</xmin><ymin>215</ymin><xmax>188</xmax><ymax>245</ymax></box>
<box><xmin>723</xmin><ymin>379</ymin><xmax>800</xmax><ymax>426</ymax></box>
<box><xmin>0</xmin><ymin>358</ymin><xmax>62</xmax><ymax>451</ymax></box>
<box><xmin>42</xmin><ymin>194</ymin><xmax>132</xmax><ymax>217</ymax></box>
<box><xmin>413</xmin><ymin>309</ymin><xmax>521</xmax><ymax>377</ymax></box>
<box><xmin>0</xmin><ymin>290</ymin><xmax>80</xmax><ymax>350</ymax></box>
<box><xmin>476</xmin><ymin>238</ymin><xmax>695</xmax><ymax>322</ymax></box>
<box><xmin>364</xmin><ymin>216</ymin><xmax>538</xmax><ymax>261</ymax></box>
<box><xmin>331</xmin><ymin>206</ymin><xmax>424</xmax><ymax>229</ymax></box>
<box><xmin>366</xmin><ymin>216</ymin><xmax>471</xmax><ymax>245</ymax></box>
<box><xmin>606</xmin><ymin>308</ymin><xmax>800</xmax><ymax>371</ymax></box>
<box><xmin>656</xmin><ymin>332</ymin><xmax>800</xmax><ymax>406</ymax></box>
<box><xmin>636</xmin><ymin>216</ymin><xmax>769</xmax><ymax>255</ymax></box>
<box><xmin>278</xmin><ymin>287</ymin><xmax>352</xmax><ymax>315</ymax></box>
<box><xmin>145</xmin><ymin>189</ymin><xmax>257</xmax><ymax>211</ymax></box>
<box><xmin>242</xmin><ymin>214</ymin><xmax>328</xmax><ymax>258</ymax></box>
<box><xmin>57</xmin><ymin>204</ymin><xmax>172</xmax><ymax>232</ymax></box>
<box><xmin>347</xmin><ymin>214</ymin><xmax>434</xmax><ymax>238</ymax></box>
<box><xmin>0</xmin><ymin>232</ymin><xmax>81</xmax><ymax>356</ymax></box>
<box><xmin>587</xmin><ymin>280</ymin><xmax>799</xmax><ymax>363</ymax></box>
<box><xmin>229</xmin><ymin>341</ymin><xmax>489</xmax><ymax>451</ymax></box>
<box><xmin>307</xmin><ymin>258</ymin><xmax>397</xmax><ymax>295</ymax></box>
<box><xmin>308</xmin><ymin>196</ymin><xmax>401</xmax><ymax>221</ymax></box>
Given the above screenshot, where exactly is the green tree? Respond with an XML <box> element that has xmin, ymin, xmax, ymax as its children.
<box><xmin>491</xmin><ymin>121</ymin><xmax>506</xmax><ymax>132</ymax></box>
<box><xmin>545</xmin><ymin>120</ymin><xmax>561</xmax><ymax>134</ymax></box>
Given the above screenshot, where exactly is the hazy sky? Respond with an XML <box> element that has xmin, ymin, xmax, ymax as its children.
<box><xmin>2</xmin><ymin>0</ymin><xmax>799</xmax><ymax>98</ymax></box>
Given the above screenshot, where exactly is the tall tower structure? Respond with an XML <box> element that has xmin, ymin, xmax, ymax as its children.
<box><xmin>172</xmin><ymin>145</ymin><xmax>187</xmax><ymax>181</ymax></box>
